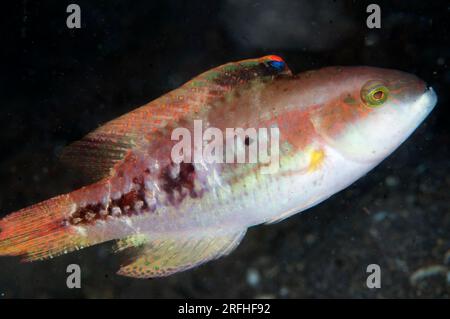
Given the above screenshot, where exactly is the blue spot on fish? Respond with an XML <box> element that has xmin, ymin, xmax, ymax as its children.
<box><xmin>267</xmin><ymin>60</ymin><xmax>285</xmax><ymax>71</ymax></box>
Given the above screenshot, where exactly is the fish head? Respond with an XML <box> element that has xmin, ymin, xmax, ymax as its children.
<box><xmin>310</xmin><ymin>66</ymin><xmax>437</xmax><ymax>164</ymax></box>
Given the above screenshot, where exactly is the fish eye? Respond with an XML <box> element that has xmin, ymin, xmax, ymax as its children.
<box><xmin>361</xmin><ymin>80</ymin><xmax>389</xmax><ymax>107</ymax></box>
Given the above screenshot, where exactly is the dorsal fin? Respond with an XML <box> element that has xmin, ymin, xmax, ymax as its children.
<box><xmin>60</xmin><ymin>55</ymin><xmax>292</xmax><ymax>181</ymax></box>
<box><xmin>59</xmin><ymin>132</ymin><xmax>135</xmax><ymax>181</ymax></box>
<box><xmin>116</xmin><ymin>229</ymin><xmax>247</xmax><ymax>278</ymax></box>
<box><xmin>186</xmin><ymin>55</ymin><xmax>291</xmax><ymax>88</ymax></box>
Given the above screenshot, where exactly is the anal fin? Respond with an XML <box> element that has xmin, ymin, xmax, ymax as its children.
<box><xmin>117</xmin><ymin>229</ymin><xmax>247</xmax><ymax>278</ymax></box>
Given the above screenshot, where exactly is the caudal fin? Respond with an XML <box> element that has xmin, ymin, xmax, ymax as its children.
<box><xmin>0</xmin><ymin>195</ymin><xmax>89</xmax><ymax>261</ymax></box>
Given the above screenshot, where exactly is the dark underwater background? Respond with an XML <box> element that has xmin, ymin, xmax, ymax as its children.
<box><xmin>0</xmin><ymin>0</ymin><xmax>448</xmax><ymax>298</ymax></box>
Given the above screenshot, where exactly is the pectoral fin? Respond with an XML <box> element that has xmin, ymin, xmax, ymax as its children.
<box><xmin>117</xmin><ymin>229</ymin><xmax>247</xmax><ymax>278</ymax></box>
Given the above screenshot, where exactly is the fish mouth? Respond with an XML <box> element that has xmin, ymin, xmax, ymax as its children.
<box><xmin>413</xmin><ymin>86</ymin><xmax>437</xmax><ymax>117</ymax></box>
<box><xmin>379</xmin><ymin>85</ymin><xmax>437</xmax><ymax>163</ymax></box>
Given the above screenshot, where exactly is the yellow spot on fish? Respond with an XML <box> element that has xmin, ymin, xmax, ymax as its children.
<box><xmin>128</xmin><ymin>233</ymin><xmax>148</xmax><ymax>247</ymax></box>
<box><xmin>308</xmin><ymin>149</ymin><xmax>325</xmax><ymax>172</ymax></box>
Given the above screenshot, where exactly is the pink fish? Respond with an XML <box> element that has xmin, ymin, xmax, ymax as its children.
<box><xmin>0</xmin><ymin>56</ymin><xmax>437</xmax><ymax>278</ymax></box>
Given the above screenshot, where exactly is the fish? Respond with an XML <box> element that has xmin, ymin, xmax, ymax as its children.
<box><xmin>0</xmin><ymin>55</ymin><xmax>437</xmax><ymax>278</ymax></box>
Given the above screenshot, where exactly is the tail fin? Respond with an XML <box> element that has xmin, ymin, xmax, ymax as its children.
<box><xmin>0</xmin><ymin>195</ymin><xmax>89</xmax><ymax>262</ymax></box>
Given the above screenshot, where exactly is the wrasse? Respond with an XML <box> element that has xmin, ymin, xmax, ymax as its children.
<box><xmin>0</xmin><ymin>56</ymin><xmax>437</xmax><ymax>278</ymax></box>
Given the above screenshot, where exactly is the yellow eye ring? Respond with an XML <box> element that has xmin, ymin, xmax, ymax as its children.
<box><xmin>361</xmin><ymin>81</ymin><xmax>389</xmax><ymax>107</ymax></box>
